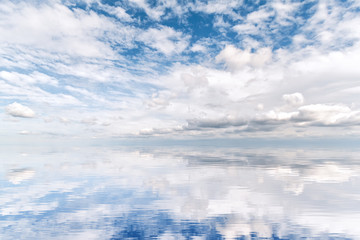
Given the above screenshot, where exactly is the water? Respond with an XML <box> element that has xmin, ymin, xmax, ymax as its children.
<box><xmin>1</xmin><ymin>144</ymin><xmax>360</xmax><ymax>239</ymax></box>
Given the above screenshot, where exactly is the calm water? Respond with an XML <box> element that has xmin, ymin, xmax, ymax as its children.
<box><xmin>1</xmin><ymin>144</ymin><xmax>360</xmax><ymax>239</ymax></box>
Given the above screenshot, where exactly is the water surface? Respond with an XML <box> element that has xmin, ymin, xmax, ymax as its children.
<box><xmin>1</xmin><ymin>145</ymin><xmax>359</xmax><ymax>239</ymax></box>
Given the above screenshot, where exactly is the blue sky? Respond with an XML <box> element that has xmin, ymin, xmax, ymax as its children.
<box><xmin>1</xmin><ymin>0</ymin><xmax>360</xmax><ymax>141</ymax></box>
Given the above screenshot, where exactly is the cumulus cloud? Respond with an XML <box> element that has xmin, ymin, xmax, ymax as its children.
<box><xmin>216</xmin><ymin>45</ymin><xmax>272</xmax><ymax>71</ymax></box>
<box><xmin>259</xmin><ymin>110</ymin><xmax>298</xmax><ymax>123</ymax></box>
<box><xmin>5</xmin><ymin>102</ymin><xmax>35</xmax><ymax>118</ymax></box>
<box><xmin>292</xmin><ymin>104</ymin><xmax>360</xmax><ymax>126</ymax></box>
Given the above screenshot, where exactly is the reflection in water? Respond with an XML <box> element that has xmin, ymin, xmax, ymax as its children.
<box><xmin>0</xmin><ymin>145</ymin><xmax>359</xmax><ymax>239</ymax></box>
<box><xmin>6</xmin><ymin>168</ymin><xmax>35</xmax><ymax>184</ymax></box>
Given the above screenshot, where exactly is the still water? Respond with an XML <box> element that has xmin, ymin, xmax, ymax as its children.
<box><xmin>0</xmin><ymin>144</ymin><xmax>360</xmax><ymax>239</ymax></box>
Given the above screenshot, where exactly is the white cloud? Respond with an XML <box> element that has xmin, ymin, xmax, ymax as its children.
<box><xmin>0</xmin><ymin>0</ymin><xmax>360</xmax><ymax>139</ymax></box>
<box><xmin>64</xmin><ymin>85</ymin><xmax>111</xmax><ymax>105</ymax></box>
<box><xmin>189</xmin><ymin>0</ymin><xmax>243</xmax><ymax>16</ymax></box>
<box><xmin>0</xmin><ymin>78</ymin><xmax>83</xmax><ymax>106</ymax></box>
<box><xmin>139</xmin><ymin>26</ymin><xmax>189</xmax><ymax>56</ymax></box>
<box><xmin>256</xmin><ymin>103</ymin><xmax>264</xmax><ymax>111</ymax></box>
<box><xmin>5</xmin><ymin>102</ymin><xmax>36</xmax><ymax>118</ymax></box>
<box><xmin>129</xmin><ymin>0</ymin><xmax>165</xmax><ymax>20</ymax></box>
<box><xmin>190</xmin><ymin>44</ymin><xmax>207</xmax><ymax>52</ymax></box>
<box><xmin>99</xmin><ymin>4</ymin><xmax>133</xmax><ymax>22</ymax></box>
<box><xmin>255</xmin><ymin>103</ymin><xmax>360</xmax><ymax>128</ymax></box>
<box><xmin>270</xmin><ymin>1</ymin><xmax>300</xmax><ymax>26</ymax></box>
<box><xmin>261</xmin><ymin>110</ymin><xmax>298</xmax><ymax>122</ymax></box>
<box><xmin>0</xmin><ymin>1</ymin><xmax>134</xmax><ymax>58</ymax></box>
<box><xmin>246</xmin><ymin>8</ymin><xmax>273</xmax><ymax>22</ymax></box>
<box><xmin>233</xmin><ymin>22</ymin><xmax>260</xmax><ymax>35</ymax></box>
<box><xmin>216</xmin><ymin>45</ymin><xmax>272</xmax><ymax>71</ymax></box>
<box><xmin>293</xmin><ymin>104</ymin><xmax>360</xmax><ymax>126</ymax></box>
<box><xmin>0</xmin><ymin>71</ymin><xmax>58</xmax><ymax>86</ymax></box>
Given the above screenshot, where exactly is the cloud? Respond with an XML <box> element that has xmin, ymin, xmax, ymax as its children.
<box><xmin>190</xmin><ymin>44</ymin><xmax>207</xmax><ymax>52</ymax></box>
<box><xmin>282</xmin><ymin>92</ymin><xmax>304</xmax><ymax>106</ymax></box>
<box><xmin>292</xmin><ymin>104</ymin><xmax>360</xmax><ymax>126</ymax></box>
<box><xmin>258</xmin><ymin>110</ymin><xmax>297</xmax><ymax>123</ymax></box>
<box><xmin>216</xmin><ymin>45</ymin><xmax>272</xmax><ymax>71</ymax></box>
<box><xmin>145</xmin><ymin>91</ymin><xmax>174</xmax><ymax>109</ymax></box>
<box><xmin>0</xmin><ymin>78</ymin><xmax>83</xmax><ymax>106</ymax></box>
<box><xmin>186</xmin><ymin>116</ymin><xmax>247</xmax><ymax>129</ymax></box>
<box><xmin>256</xmin><ymin>103</ymin><xmax>360</xmax><ymax>127</ymax></box>
<box><xmin>139</xmin><ymin>26</ymin><xmax>189</xmax><ymax>56</ymax></box>
<box><xmin>128</xmin><ymin>0</ymin><xmax>166</xmax><ymax>21</ymax></box>
<box><xmin>0</xmin><ymin>0</ymin><xmax>360</xmax><ymax>139</ymax></box>
<box><xmin>0</xmin><ymin>71</ymin><xmax>58</xmax><ymax>86</ymax></box>
<box><xmin>0</xmin><ymin>2</ymin><xmax>117</xmax><ymax>58</ymax></box>
<box><xmin>189</xmin><ymin>0</ymin><xmax>243</xmax><ymax>16</ymax></box>
<box><xmin>98</xmin><ymin>4</ymin><xmax>133</xmax><ymax>22</ymax></box>
<box><xmin>5</xmin><ymin>102</ymin><xmax>35</xmax><ymax>118</ymax></box>
<box><xmin>135</xmin><ymin>101</ymin><xmax>360</xmax><ymax>137</ymax></box>
<box><xmin>246</xmin><ymin>8</ymin><xmax>273</xmax><ymax>22</ymax></box>
<box><xmin>233</xmin><ymin>23</ymin><xmax>259</xmax><ymax>35</ymax></box>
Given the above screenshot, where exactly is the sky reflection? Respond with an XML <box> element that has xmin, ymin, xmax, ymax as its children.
<box><xmin>0</xmin><ymin>145</ymin><xmax>359</xmax><ymax>239</ymax></box>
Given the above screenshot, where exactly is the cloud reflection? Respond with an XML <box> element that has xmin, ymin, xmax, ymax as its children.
<box><xmin>0</xmin><ymin>146</ymin><xmax>359</xmax><ymax>239</ymax></box>
<box><xmin>6</xmin><ymin>168</ymin><xmax>35</xmax><ymax>184</ymax></box>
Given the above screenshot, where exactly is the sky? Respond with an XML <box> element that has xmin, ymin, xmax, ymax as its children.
<box><xmin>1</xmin><ymin>0</ymin><xmax>360</xmax><ymax>141</ymax></box>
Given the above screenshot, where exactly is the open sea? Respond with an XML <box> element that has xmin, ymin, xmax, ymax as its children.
<box><xmin>1</xmin><ymin>143</ymin><xmax>360</xmax><ymax>239</ymax></box>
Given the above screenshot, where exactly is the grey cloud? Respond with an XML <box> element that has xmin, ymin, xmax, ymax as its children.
<box><xmin>140</xmin><ymin>103</ymin><xmax>360</xmax><ymax>137</ymax></box>
<box><xmin>291</xmin><ymin>104</ymin><xmax>360</xmax><ymax>126</ymax></box>
<box><xmin>185</xmin><ymin>117</ymin><xmax>248</xmax><ymax>130</ymax></box>
<box><xmin>254</xmin><ymin>104</ymin><xmax>360</xmax><ymax>128</ymax></box>
<box><xmin>282</xmin><ymin>92</ymin><xmax>304</xmax><ymax>106</ymax></box>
